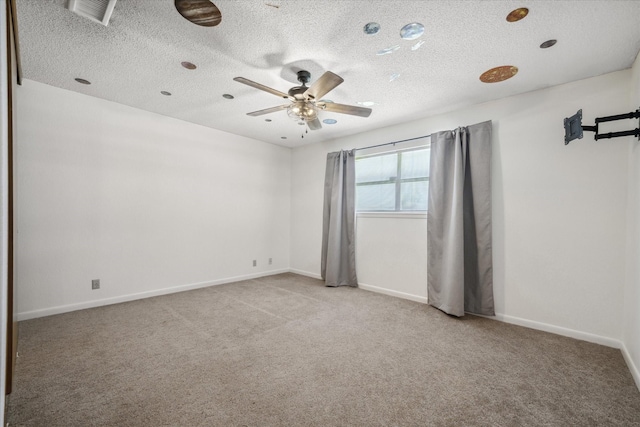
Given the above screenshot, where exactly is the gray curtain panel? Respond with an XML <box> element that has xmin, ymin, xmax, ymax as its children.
<box><xmin>321</xmin><ymin>150</ymin><xmax>358</xmax><ymax>287</ymax></box>
<box><xmin>427</xmin><ymin>121</ymin><xmax>494</xmax><ymax>316</ymax></box>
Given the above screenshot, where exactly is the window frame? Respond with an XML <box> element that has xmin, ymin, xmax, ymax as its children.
<box><xmin>355</xmin><ymin>145</ymin><xmax>430</xmax><ymax>214</ymax></box>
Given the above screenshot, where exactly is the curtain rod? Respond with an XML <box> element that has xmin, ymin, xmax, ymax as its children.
<box><xmin>354</xmin><ymin>134</ymin><xmax>431</xmax><ymax>151</ymax></box>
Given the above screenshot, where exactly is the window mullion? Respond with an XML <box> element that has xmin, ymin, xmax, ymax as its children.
<box><xmin>395</xmin><ymin>152</ymin><xmax>402</xmax><ymax>210</ymax></box>
<box><xmin>399</xmin><ymin>177</ymin><xmax>429</xmax><ymax>184</ymax></box>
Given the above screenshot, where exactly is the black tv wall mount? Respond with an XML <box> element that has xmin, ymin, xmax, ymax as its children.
<box><xmin>564</xmin><ymin>108</ymin><xmax>640</xmax><ymax>145</ymax></box>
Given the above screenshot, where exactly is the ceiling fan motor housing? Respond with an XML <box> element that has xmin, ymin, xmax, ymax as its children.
<box><xmin>288</xmin><ymin>70</ymin><xmax>312</xmax><ymax>98</ymax></box>
<box><xmin>288</xmin><ymin>86</ymin><xmax>307</xmax><ymax>97</ymax></box>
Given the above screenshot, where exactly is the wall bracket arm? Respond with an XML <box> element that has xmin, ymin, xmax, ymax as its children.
<box><xmin>564</xmin><ymin>108</ymin><xmax>640</xmax><ymax>145</ymax></box>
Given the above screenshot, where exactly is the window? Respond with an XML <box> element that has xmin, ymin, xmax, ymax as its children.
<box><xmin>355</xmin><ymin>147</ymin><xmax>430</xmax><ymax>212</ymax></box>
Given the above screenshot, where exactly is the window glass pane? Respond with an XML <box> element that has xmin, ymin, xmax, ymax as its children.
<box><xmin>356</xmin><ymin>183</ymin><xmax>396</xmax><ymax>211</ymax></box>
<box><xmin>355</xmin><ymin>147</ymin><xmax>430</xmax><ymax>212</ymax></box>
<box><xmin>400</xmin><ymin>181</ymin><xmax>429</xmax><ymax>210</ymax></box>
<box><xmin>401</xmin><ymin>149</ymin><xmax>430</xmax><ymax>179</ymax></box>
<box><xmin>356</xmin><ymin>153</ymin><xmax>398</xmax><ymax>183</ymax></box>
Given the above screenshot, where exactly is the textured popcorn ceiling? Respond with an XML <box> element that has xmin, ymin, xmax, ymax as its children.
<box><xmin>14</xmin><ymin>0</ymin><xmax>640</xmax><ymax>147</ymax></box>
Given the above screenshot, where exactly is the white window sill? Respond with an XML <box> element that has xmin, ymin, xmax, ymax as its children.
<box><xmin>357</xmin><ymin>211</ymin><xmax>427</xmax><ymax>219</ymax></box>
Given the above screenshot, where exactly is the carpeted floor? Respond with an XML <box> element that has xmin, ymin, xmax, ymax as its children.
<box><xmin>7</xmin><ymin>273</ymin><xmax>640</xmax><ymax>426</ymax></box>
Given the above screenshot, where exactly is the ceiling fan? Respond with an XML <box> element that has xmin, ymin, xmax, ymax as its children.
<box><xmin>233</xmin><ymin>70</ymin><xmax>372</xmax><ymax>130</ymax></box>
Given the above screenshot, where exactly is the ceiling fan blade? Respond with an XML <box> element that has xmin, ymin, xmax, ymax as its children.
<box><xmin>233</xmin><ymin>77</ymin><xmax>292</xmax><ymax>100</ymax></box>
<box><xmin>321</xmin><ymin>102</ymin><xmax>372</xmax><ymax>117</ymax></box>
<box><xmin>304</xmin><ymin>71</ymin><xmax>344</xmax><ymax>100</ymax></box>
<box><xmin>246</xmin><ymin>104</ymin><xmax>289</xmax><ymax>117</ymax></box>
<box><xmin>307</xmin><ymin>118</ymin><xmax>322</xmax><ymax>130</ymax></box>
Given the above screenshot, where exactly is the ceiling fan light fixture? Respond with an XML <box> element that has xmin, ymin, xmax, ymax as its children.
<box><xmin>287</xmin><ymin>101</ymin><xmax>318</xmax><ymax>122</ymax></box>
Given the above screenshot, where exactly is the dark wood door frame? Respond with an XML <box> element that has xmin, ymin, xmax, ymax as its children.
<box><xmin>5</xmin><ymin>0</ymin><xmax>20</xmax><ymax>397</ymax></box>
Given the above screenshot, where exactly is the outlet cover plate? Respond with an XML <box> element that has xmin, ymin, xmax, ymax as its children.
<box><xmin>92</xmin><ymin>279</ymin><xmax>100</xmax><ymax>290</ymax></box>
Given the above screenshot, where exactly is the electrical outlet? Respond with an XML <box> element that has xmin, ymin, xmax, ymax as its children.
<box><xmin>92</xmin><ymin>279</ymin><xmax>100</xmax><ymax>290</ymax></box>
<box><xmin>269</xmin><ymin>258</ymin><xmax>272</xmax><ymax>265</ymax></box>
<box><xmin>253</xmin><ymin>260</ymin><xmax>257</xmax><ymax>267</ymax></box>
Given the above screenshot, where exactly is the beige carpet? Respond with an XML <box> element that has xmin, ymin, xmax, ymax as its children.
<box><xmin>7</xmin><ymin>273</ymin><xmax>640</xmax><ymax>426</ymax></box>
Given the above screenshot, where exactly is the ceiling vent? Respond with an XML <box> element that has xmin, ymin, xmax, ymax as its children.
<box><xmin>67</xmin><ymin>0</ymin><xmax>117</xmax><ymax>26</ymax></box>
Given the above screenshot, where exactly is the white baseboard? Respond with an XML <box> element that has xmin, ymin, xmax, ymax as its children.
<box><xmin>480</xmin><ymin>312</ymin><xmax>622</xmax><ymax>349</ymax></box>
<box><xmin>620</xmin><ymin>342</ymin><xmax>640</xmax><ymax>391</ymax></box>
<box><xmin>358</xmin><ymin>282</ymin><xmax>429</xmax><ymax>304</ymax></box>
<box><xmin>288</xmin><ymin>268</ymin><xmax>322</xmax><ymax>280</ymax></box>
<box><xmin>287</xmin><ymin>269</ymin><xmax>430</xmax><ymax>305</ymax></box>
<box><xmin>17</xmin><ymin>269</ymin><xmax>290</xmax><ymax>321</ymax></box>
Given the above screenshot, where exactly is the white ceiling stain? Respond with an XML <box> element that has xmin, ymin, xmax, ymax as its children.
<box><xmin>14</xmin><ymin>0</ymin><xmax>640</xmax><ymax>148</ymax></box>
